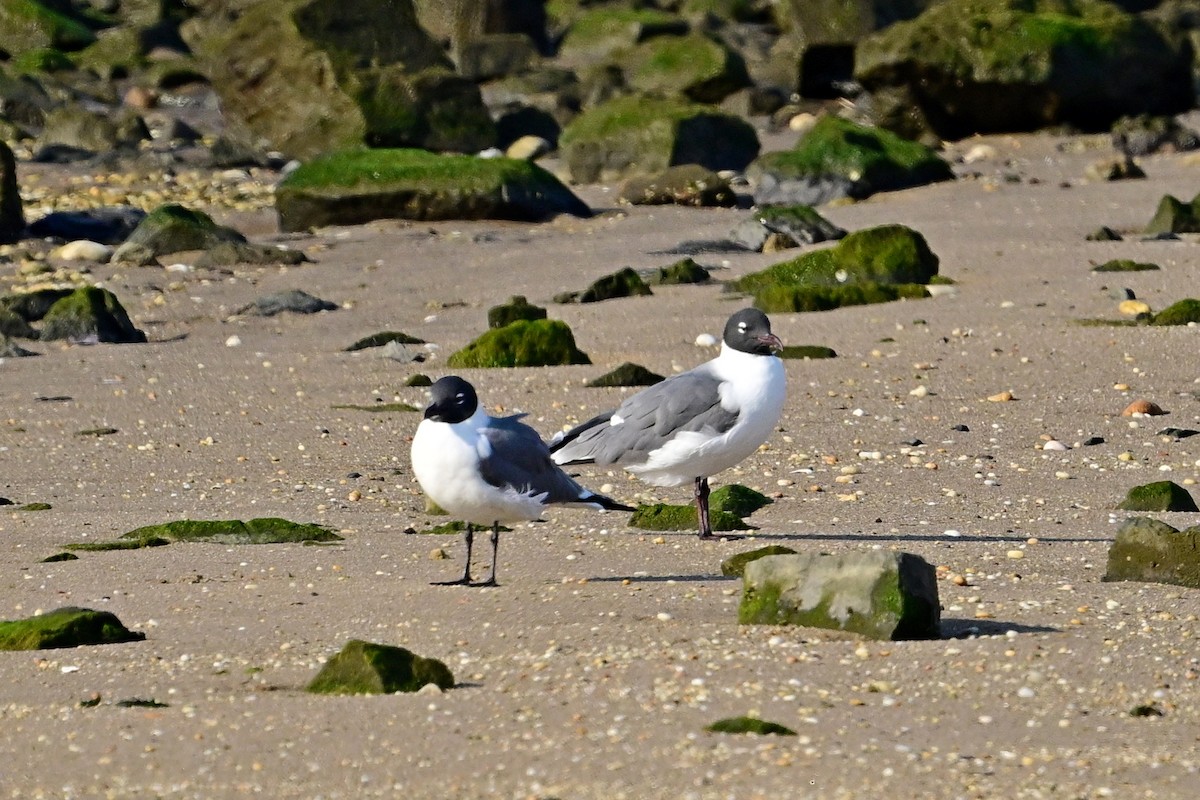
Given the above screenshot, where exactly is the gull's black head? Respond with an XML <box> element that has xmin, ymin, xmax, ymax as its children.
<box><xmin>723</xmin><ymin>308</ymin><xmax>782</xmax><ymax>356</ymax></box>
<box><xmin>424</xmin><ymin>375</ymin><xmax>479</xmax><ymax>423</ymax></box>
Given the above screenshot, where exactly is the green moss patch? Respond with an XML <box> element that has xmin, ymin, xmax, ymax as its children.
<box><xmin>706</xmin><ymin>716</ymin><xmax>796</xmax><ymax>736</ymax></box>
<box><xmin>1104</xmin><ymin>517</ymin><xmax>1200</xmax><ymax>588</ymax></box>
<box><xmin>629</xmin><ymin>503</ymin><xmax>750</xmax><ymax>532</ymax></box>
<box><xmin>66</xmin><ymin>518</ymin><xmax>341</xmax><ymax>551</ymax></box>
<box><xmin>709</xmin><ymin>484</ymin><xmax>772</xmax><ymax>518</ymax></box>
<box><xmin>720</xmin><ymin>545</ymin><xmax>798</xmax><ymax>578</ymax></box>
<box><xmin>331</xmin><ymin>402</ymin><xmax>419</xmax><ymax>413</ymax></box>
<box><xmin>779</xmin><ymin>345</ymin><xmax>837</xmax><ymax>360</ymax></box>
<box><xmin>39</xmin><ymin>286</ymin><xmax>146</xmax><ymax>343</ymax></box>
<box><xmin>76</xmin><ymin>427</ymin><xmax>119</xmax><ymax>437</ymax></box>
<box><xmin>647</xmin><ymin>258</ymin><xmax>711</xmax><ymax>285</ymax></box>
<box><xmin>1117</xmin><ymin>481</ymin><xmax>1198</xmax><ymax>512</ymax></box>
<box><xmin>488</xmin><ymin>295</ymin><xmax>547</xmax><ymax>329</ymax></box>
<box><xmin>446</xmin><ymin>319</ymin><xmax>590</xmax><ymax>368</ymax></box>
<box><xmin>1151</xmin><ymin>298</ymin><xmax>1200</xmax><ymax>326</ymax></box>
<box><xmin>1092</xmin><ymin>259</ymin><xmax>1160</xmax><ymax>272</ymax></box>
<box><xmin>306</xmin><ymin>639</ymin><xmax>454</xmax><ymax>695</ymax></box>
<box><xmin>0</xmin><ymin>607</ymin><xmax>143</xmax><ymax>650</ymax></box>
<box><xmin>1145</xmin><ymin>192</ymin><xmax>1200</xmax><ymax>235</ymax></box>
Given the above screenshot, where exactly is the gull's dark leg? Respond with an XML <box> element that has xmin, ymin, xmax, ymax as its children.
<box><xmin>432</xmin><ymin>524</ymin><xmax>474</xmax><ymax>586</ymax></box>
<box><xmin>472</xmin><ymin>522</ymin><xmax>501</xmax><ymax>587</ymax></box>
<box><xmin>695</xmin><ymin>477</ymin><xmax>716</xmax><ymax>539</ymax></box>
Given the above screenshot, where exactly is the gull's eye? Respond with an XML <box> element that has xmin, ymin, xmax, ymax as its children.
<box><xmin>455</xmin><ymin>393</ymin><xmax>465</xmax><ymax>401</ymax></box>
<box><xmin>738</xmin><ymin>322</ymin><xmax>747</xmax><ymax>332</ymax></box>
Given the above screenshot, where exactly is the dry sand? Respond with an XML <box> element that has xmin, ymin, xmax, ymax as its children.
<box><xmin>1</xmin><ymin>130</ymin><xmax>1199</xmax><ymax>799</ymax></box>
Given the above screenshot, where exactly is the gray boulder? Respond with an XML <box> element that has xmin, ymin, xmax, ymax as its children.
<box><xmin>38</xmin><ymin>286</ymin><xmax>147</xmax><ymax>344</ymax></box>
<box><xmin>728</xmin><ymin>205</ymin><xmax>847</xmax><ymax>252</ymax></box>
<box><xmin>113</xmin><ymin>204</ymin><xmax>245</xmax><ymax>261</ymax></box>
<box><xmin>739</xmin><ymin>550</ymin><xmax>940</xmax><ymax>640</ymax></box>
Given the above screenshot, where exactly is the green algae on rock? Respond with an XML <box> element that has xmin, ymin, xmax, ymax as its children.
<box><xmin>720</xmin><ymin>545</ymin><xmax>799</xmax><ymax>578</ymax></box>
<box><xmin>1104</xmin><ymin>517</ymin><xmax>1200</xmax><ymax>588</ymax></box>
<box><xmin>306</xmin><ymin>639</ymin><xmax>454</xmax><ymax>695</ymax></box>
<box><xmin>68</xmin><ymin>518</ymin><xmax>342</xmax><ymax>551</ymax></box>
<box><xmin>1091</xmin><ymin>259</ymin><xmax>1160</xmax><ymax>272</ymax></box>
<box><xmin>557</xmin><ymin>267</ymin><xmax>653</xmax><ymax>304</ymax></box>
<box><xmin>646</xmin><ymin>258</ymin><xmax>710</xmax><ymax>285</ymax></box>
<box><xmin>38</xmin><ymin>286</ymin><xmax>147</xmax><ymax>343</ymax></box>
<box><xmin>331</xmin><ymin>402</ymin><xmax>419</xmax><ymax>413</ymax></box>
<box><xmin>344</xmin><ymin>331</ymin><xmax>427</xmax><ymax>351</ymax></box>
<box><xmin>0</xmin><ymin>607</ymin><xmax>144</xmax><ymax>650</ymax></box>
<box><xmin>446</xmin><ymin>319</ymin><xmax>590</xmax><ymax>368</ymax></box>
<box><xmin>1151</xmin><ymin>299</ymin><xmax>1200</xmax><ymax>326</ymax></box>
<box><xmin>1116</xmin><ymin>481</ymin><xmax>1198</xmax><ymax>512</ymax></box>
<box><xmin>706</xmin><ymin>716</ymin><xmax>796</xmax><ymax>736</ymax></box>
<box><xmin>778</xmin><ymin>344</ymin><xmax>837</xmax><ymax>359</ymax></box>
<box><xmin>115</xmin><ymin>203</ymin><xmax>246</xmax><ymax>260</ymax></box>
<box><xmin>739</xmin><ymin>551</ymin><xmax>941</xmax><ymax>640</ymax></box>
<box><xmin>709</xmin><ymin>484</ymin><xmax>772</xmax><ymax>518</ymax></box>
<box><xmin>1144</xmin><ymin>192</ymin><xmax>1200</xmax><ymax>235</ymax></box>
<box><xmin>630</xmin><ymin>503</ymin><xmax>750</xmax><ymax>532</ymax></box>
<box><xmin>275</xmin><ymin>148</ymin><xmax>590</xmax><ymax>231</ymax></box>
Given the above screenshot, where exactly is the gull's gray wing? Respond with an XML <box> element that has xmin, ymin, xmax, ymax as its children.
<box><xmin>551</xmin><ymin>366</ymin><xmax>739</xmax><ymax>466</ymax></box>
<box><xmin>477</xmin><ymin>415</ymin><xmax>594</xmax><ymax>504</ymax></box>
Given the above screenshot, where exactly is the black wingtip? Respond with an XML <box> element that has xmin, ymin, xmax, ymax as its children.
<box><xmin>588</xmin><ymin>494</ymin><xmax>636</xmax><ymax>513</ymax></box>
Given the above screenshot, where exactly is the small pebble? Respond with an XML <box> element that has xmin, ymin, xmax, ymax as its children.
<box><xmin>988</xmin><ymin>390</ymin><xmax>1015</xmax><ymax>402</ymax></box>
<box><xmin>1006</xmin><ymin>549</ymin><xmax>1025</xmax><ymax>560</ymax></box>
<box><xmin>225</xmin><ymin>335</ymin><xmax>242</xmax><ymax>347</ymax></box>
<box><xmin>1122</xmin><ymin>399</ymin><xmax>1165</xmax><ymax>416</ymax></box>
<box><xmin>1042</xmin><ymin>440</ymin><xmax>1068</xmax><ymax>451</ymax></box>
<box><xmin>694</xmin><ymin>333</ymin><xmax>718</xmax><ymax>348</ymax></box>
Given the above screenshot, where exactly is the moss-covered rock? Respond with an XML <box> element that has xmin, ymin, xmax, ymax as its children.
<box><xmin>194</xmin><ymin>241</ymin><xmax>310</xmax><ymax>268</ymax></box>
<box><xmin>1103</xmin><ymin>517</ymin><xmax>1200</xmax><ymax>588</ymax></box>
<box><xmin>1092</xmin><ymin>259</ymin><xmax>1160</xmax><ymax>272</ymax></box>
<box><xmin>709</xmin><ymin>484</ymin><xmax>772</xmax><ymax>518</ymax></box>
<box><xmin>306</xmin><ymin>639</ymin><xmax>454</xmax><ymax>695</ymax></box>
<box><xmin>1144</xmin><ymin>192</ymin><xmax>1200</xmax><ymax>235</ymax></box>
<box><xmin>487</xmin><ymin>295</ymin><xmax>547</xmax><ymax>329</ymax></box>
<box><xmin>705</xmin><ymin>716</ymin><xmax>796</xmax><ymax>736</ymax></box>
<box><xmin>446</xmin><ymin>319</ymin><xmax>590</xmax><ymax>368</ymax></box>
<box><xmin>586</xmin><ymin>362</ymin><xmax>665</xmax><ymax>387</ymax></box>
<box><xmin>739</xmin><ymin>551</ymin><xmax>940</xmax><ymax>640</ymax></box>
<box><xmin>237</xmin><ymin>289</ymin><xmax>338</xmax><ymax>317</ymax></box>
<box><xmin>1151</xmin><ymin>298</ymin><xmax>1200</xmax><ymax>326</ymax></box>
<box><xmin>753</xmin><ymin>282</ymin><xmax>930</xmax><ymax>313</ymax></box>
<box><xmin>345</xmin><ymin>331</ymin><xmax>426</xmax><ymax>352</ymax></box>
<box><xmin>623</xmin><ymin>31</ymin><xmax>751</xmax><ymax>103</ymax></box>
<box><xmin>39</xmin><ymin>286</ymin><xmax>146</xmax><ymax>343</ymax></box>
<box><xmin>720</xmin><ymin>545</ymin><xmax>798</xmax><ymax>578</ymax></box>
<box><xmin>66</xmin><ymin>518</ymin><xmax>342</xmax><ymax>551</ymax></box>
<box><xmin>0</xmin><ymin>607</ymin><xmax>143</xmax><ymax>650</ymax></box>
<box><xmin>728</xmin><ymin>204</ymin><xmax>847</xmax><ymax>252</ymax></box>
<box><xmin>558</xmin><ymin>267</ymin><xmax>653</xmax><ymax>304</ymax></box>
<box><xmin>558</xmin><ymin>7</ymin><xmax>685</xmax><ymax>62</ymax></box>
<box><xmin>779</xmin><ymin>344</ymin><xmax>837</xmax><ymax>359</ymax></box>
<box><xmin>750</xmin><ymin>115</ymin><xmax>952</xmax><ymax>204</ymax></box>
<box><xmin>619</xmin><ymin>164</ymin><xmax>736</xmax><ymax>207</ymax></box>
<box><xmin>0</xmin><ymin>1</ymin><xmax>97</xmax><ymax>58</ymax></box>
<box><xmin>276</xmin><ymin>148</ymin><xmax>590</xmax><ymax>231</ymax></box>
<box><xmin>115</xmin><ymin>203</ymin><xmax>245</xmax><ymax>260</ymax></box>
<box><xmin>1116</xmin><ymin>481</ymin><xmax>1198</xmax><ymax>512</ymax></box>
<box><xmin>331</xmin><ymin>402</ymin><xmax>419</xmax><ymax>413</ymax></box>
<box><xmin>647</xmin><ymin>258</ymin><xmax>710</xmax><ymax>285</ymax></box>
<box><xmin>629</xmin><ymin>503</ymin><xmax>750</xmax><ymax>532</ymax></box>
<box><xmin>40</xmin><ymin>552</ymin><xmax>78</xmax><ymax>563</ymax></box>
<box><xmin>560</xmin><ymin>94</ymin><xmax>759</xmax><ymax>183</ymax></box>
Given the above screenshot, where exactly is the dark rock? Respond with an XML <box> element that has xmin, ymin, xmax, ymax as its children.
<box><xmin>558</xmin><ymin>267</ymin><xmax>653</xmax><ymax>304</ymax></box>
<box><xmin>620</xmin><ymin>164</ymin><xmax>737</xmax><ymax>207</ymax></box>
<box><xmin>721</xmin><ymin>545</ymin><xmax>799</xmax><ymax>578</ymax></box>
<box><xmin>306</xmin><ymin>639</ymin><xmax>454</xmax><ymax>695</ymax></box>
<box><xmin>1145</xmin><ymin>192</ymin><xmax>1200</xmax><ymax>234</ymax></box>
<box><xmin>1</xmin><ymin>287</ymin><xmax>72</xmax><ymax>324</ymax></box>
<box><xmin>345</xmin><ymin>331</ymin><xmax>426</xmax><ymax>352</ymax></box>
<box><xmin>456</xmin><ymin>33</ymin><xmax>539</xmax><ymax>81</ymax></box>
<box><xmin>728</xmin><ymin>205</ymin><xmax>847</xmax><ymax>252</ymax></box>
<box><xmin>1116</xmin><ymin>480</ymin><xmax>1198</xmax><ymax>512</ymax></box>
<box><xmin>623</xmin><ymin>32</ymin><xmax>752</xmax><ymax>104</ymax></box>
<box><xmin>487</xmin><ymin>295</ymin><xmax>547</xmax><ymax>329</ymax></box>
<box><xmin>239</xmin><ymin>289</ymin><xmax>337</xmax><ymax>317</ymax></box>
<box><xmin>39</xmin><ymin>287</ymin><xmax>146</xmax><ymax>343</ymax></box>
<box><xmin>446</xmin><ymin>319</ymin><xmax>590</xmax><ymax>368</ymax></box>
<box><xmin>0</xmin><ymin>139</ymin><xmax>23</xmax><ymax>244</ymax></box>
<box><xmin>560</xmin><ymin>94</ymin><xmax>759</xmax><ymax>183</ymax></box>
<box><xmin>494</xmin><ymin>105</ymin><xmax>562</xmax><ymax>151</ymax></box>
<box><xmin>750</xmin><ymin>115</ymin><xmax>952</xmax><ymax>205</ymax></box>
<box><xmin>855</xmin><ymin>0</ymin><xmax>1194</xmax><ymax>141</ymax></box>
<box><xmin>586</xmin><ymin>362</ymin><xmax>665</xmax><ymax>387</ymax></box>
<box><xmin>645</xmin><ymin>258</ymin><xmax>710</xmax><ymax>285</ymax></box>
<box><xmin>207</xmin><ymin>134</ymin><xmax>275</xmax><ymax>170</ymax></box>
<box><xmin>194</xmin><ymin>241</ymin><xmax>309</xmax><ymax>267</ymax></box>
<box><xmin>1104</xmin><ymin>516</ymin><xmax>1200</xmax><ymax>588</ymax></box>
<box><xmin>778</xmin><ymin>345</ymin><xmax>837</xmax><ymax>360</ymax></box>
<box><xmin>1092</xmin><ymin>259</ymin><xmax>1159</xmax><ymax>272</ymax></box>
<box><xmin>739</xmin><ymin>551</ymin><xmax>941</xmax><ymax>640</ymax></box>
<box><xmin>1113</xmin><ymin>114</ymin><xmax>1200</xmax><ymax>156</ymax></box>
<box><xmin>1084</xmin><ymin>154</ymin><xmax>1145</xmax><ymax>182</ymax></box>
<box><xmin>36</xmin><ymin>106</ymin><xmax>148</xmax><ymax>156</ymax></box>
<box><xmin>0</xmin><ymin>334</ymin><xmax>38</xmax><ymax>357</ymax></box>
<box><xmin>27</xmin><ymin>206</ymin><xmax>146</xmax><ymax>245</ymax></box>
<box><xmin>1152</xmin><ymin>299</ymin><xmax>1200</xmax><ymax>326</ymax></box>
<box><xmin>1086</xmin><ymin>226</ymin><xmax>1123</xmax><ymax>241</ymax></box>
<box><xmin>1083</xmin><ymin>436</ymin><xmax>1105</xmax><ymax>446</ymax></box>
<box><xmin>404</xmin><ymin>374</ymin><xmax>433</xmax><ymax>387</ymax></box>
<box><xmin>275</xmin><ymin>149</ymin><xmax>589</xmax><ymax>232</ymax></box>
<box><xmin>0</xmin><ymin>608</ymin><xmax>144</xmax><ymax>651</ymax></box>
<box><xmin>115</xmin><ymin>204</ymin><xmax>246</xmax><ymax>260</ymax></box>
<box><xmin>0</xmin><ymin>304</ymin><xmax>38</xmax><ymax>339</ymax></box>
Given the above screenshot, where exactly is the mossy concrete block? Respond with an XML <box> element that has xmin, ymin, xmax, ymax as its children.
<box><xmin>446</xmin><ymin>319</ymin><xmax>590</xmax><ymax>368</ymax></box>
<box><xmin>487</xmin><ymin>295</ymin><xmax>547</xmax><ymax>329</ymax></box>
<box><xmin>1117</xmin><ymin>481</ymin><xmax>1198</xmax><ymax>512</ymax></box>
<box><xmin>706</xmin><ymin>716</ymin><xmax>796</xmax><ymax>736</ymax></box>
<box><xmin>647</xmin><ymin>258</ymin><xmax>710</xmax><ymax>285</ymax></box>
<box><xmin>750</xmin><ymin>115</ymin><xmax>952</xmax><ymax>204</ymax></box>
<box><xmin>39</xmin><ymin>286</ymin><xmax>147</xmax><ymax>343</ymax></box>
<box><xmin>117</xmin><ymin>203</ymin><xmax>246</xmax><ymax>259</ymax></box>
<box><xmin>276</xmin><ymin>148</ymin><xmax>589</xmax><ymax>232</ymax></box>
<box><xmin>1104</xmin><ymin>517</ymin><xmax>1200</xmax><ymax>588</ymax></box>
<box><xmin>740</xmin><ymin>551</ymin><xmax>940</xmax><ymax>640</ymax></box>
<box><xmin>721</xmin><ymin>545</ymin><xmax>798</xmax><ymax>578</ymax></box>
<box><xmin>1151</xmin><ymin>299</ymin><xmax>1200</xmax><ymax>326</ymax></box>
<box><xmin>560</xmin><ymin>94</ymin><xmax>760</xmax><ymax>183</ymax></box>
<box><xmin>306</xmin><ymin>639</ymin><xmax>454</xmax><ymax>695</ymax></box>
<box><xmin>586</xmin><ymin>362</ymin><xmax>665</xmax><ymax>387</ymax></box>
<box><xmin>0</xmin><ymin>607</ymin><xmax>144</xmax><ymax>650</ymax></box>
<box><xmin>629</xmin><ymin>503</ymin><xmax>750</xmax><ymax>532</ymax></box>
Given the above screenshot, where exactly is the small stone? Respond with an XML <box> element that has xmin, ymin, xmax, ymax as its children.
<box><xmin>225</xmin><ymin>335</ymin><xmax>242</xmax><ymax>347</ymax></box>
<box><xmin>988</xmin><ymin>391</ymin><xmax>1015</xmax><ymax>402</ymax></box>
<box><xmin>909</xmin><ymin>384</ymin><xmax>929</xmax><ymax>397</ymax></box>
<box><xmin>52</xmin><ymin>240</ymin><xmax>113</xmax><ymax>262</ymax></box>
<box><xmin>430</xmin><ymin>548</ymin><xmax>448</xmax><ymax>560</ymax></box>
<box><xmin>1118</xmin><ymin>299</ymin><xmax>1152</xmax><ymax>316</ymax></box>
<box><xmin>1006</xmin><ymin>549</ymin><xmax>1025</xmax><ymax>559</ymax></box>
<box><xmin>1042</xmin><ymin>440</ymin><xmax>1068</xmax><ymax>451</ymax></box>
<box><xmin>695</xmin><ymin>333</ymin><xmax>718</xmax><ymax>348</ymax></box>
